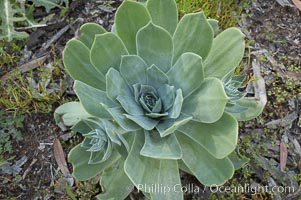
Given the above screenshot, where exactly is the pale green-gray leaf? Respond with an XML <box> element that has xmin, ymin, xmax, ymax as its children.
<box><xmin>97</xmin><ymin>160</ymin><xmax>134</xmax><ymax>200</ymax></box>
<box><xmin>208</xmin><ymin>19</ymin><xmax>219</xmax><ymax>36</ymax></box>
<box><xmin>230</xmin><ymin>97</ymin><xmax>264</xmax><ymax>121</ymax></box>
<box><xmin>168</xmin><ymin>52</ymin><xmax>204</xmax><ymax>97</ymax></box>
<box><xmin>89</xmin><ymin>143</ymin><xmax>112</xmax><ymax>164</ymax></box>
<box><xmin>54</xmin><ymin>102</ymin><xmax>92</xmax><ymax>126</ymax></box>
<box><xmin>90</xmin><ymin>33</ymin><xmax>128</xmax><ymax>75</ymax></box>
<box><xmin>117</xmin><ymin>95</ymin><xmax>144</xmax><ymax>116</ymax></box>
<box><xmin>179</xmin><ymin>112</ymin><xmax>238</xmax><ymax>159</ymax></box>
<box><xmin>137</xmin><ymin>22</ymin><xmax>173</xmax><ymax>72</ymax></box>
<box><xmin>115</xmin><ymin>0</ymin><xmax>151</xmax><ymax>54</ymax></box>
<box><xmin>225</xmin><ymin>103</ymin><xmax>248</xmax><ymax>113</ymax></box>
<box><xmin>146</xmin><ymin>64</ymin><xmax>169</xmax><ymax>90</ymax></box>
<box><xmin>146</xmin><ymin>0</ymin><xmax>178</xmax><ymax>35</ymax></box>
<box><xmin>156</xmin><ymin>114</ymin><xmax>192</xmax><ymax>137</ymax></box>
<box><xmin>150</xmin><ymin>159</ymin><xmax>183</xmax><ymax>200</ymax></box>
<box><xmin>74</xmin><ymin>81</ymin><xmax>114</xmax><ymax>119</ymax></box>
<box><xmin>177</xmin><ymin>160</ymin><xmax>192</xmax><ymax>175</ymax></box>
<box><xmin>168</xmin><ymin>89</ymin><xmax>183</xmax><ymax>119</ymax></box>
<box><xmin>125</xmin><ymin>114</ymin><xmax>158</xmax><ymax>130</ymax></box>
<box><xmin>103</xmin><ymin>120</ymin><xmax>126</xmax><ymax>145</ymax></box>
<box><xmin>68</xmin><ymin>144</ymin><xmax>120</xmax><ymax>181</ymax></box>
<box><xmin>204</xmin><ymin>28</ymin><xmax>245</xmax><ymax>79</ymax></box>
<box><xmin>140</xmin><ymin>130</ymin><xmax>182</xmax><ymax>159</ymax></box>
<box><xmin>63</xmin><ymin>39</ymin><xmax>106</xmax><ymax>90</ymax></box>
<box><xmin>120</xmin><ymin>55</ymin><xmax>148</xmax><ymax>86</ymax></box>
<box><xmin>177</xmin><ymin>133</ymin><xmax>234</xmax><ymax>186</ymax></box>
<box><xmin>125</xmin><ymin>132</ymin><xmax>183</xmax><ymax>200</ymax></box>
<box><xmin>78</xmin><ymin>23</ymin><xmax>106</xmax><ymax>48</ymax></box>
<box><xmin>182</xmin><ymin>78</ymin><xmax>228</xmax><ymax>123</ymax></box>
<box><xmin>173</xmin><ymin>12</ymin><xmax>213</xmax><ymax>63</ymax></box>
<box><xmin>228</xmin><ymin>150</ymin><xmax>250</xmax><ymax>170</ymax></box>
<box><xmin>71</xmin><ymin>121</ymin><xmax>91</xmax><ymax>135</ymax></box>
<box><xmin>157</xmin><ymin>84</ymin><xmax>175</xmax><ymax>111</ymax></box>
<box><xmin>101</xmin><ymin>106</ymin><xmax>141</xmax><ymax>132</ymax></box>
<box><xmin>111</xmin><ymin>23</ymin><xmax>116</xmax><ymax>33</ymax></box>
<box><xmin>106</xmin><ymin>68</ymin><xmax>132</xmax><ymax>102</ymax></box>
<box><xmin>115</xmin><ymin>132</ymin><xmax>135</xmax><ymax>159</ymax></box>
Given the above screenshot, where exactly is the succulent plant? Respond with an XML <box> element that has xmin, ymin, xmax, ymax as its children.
<box><xmin>54</xmin><ymin>0</ymin><xmax>264</xmax><ymax>199</ymax></box>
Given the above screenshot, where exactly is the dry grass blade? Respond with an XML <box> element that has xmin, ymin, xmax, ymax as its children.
<box><xmin>292</xmin><ymin>0</ymin><xmax>301</xmax><ymax>11</ymax></box>
<box><xmin>53</xmin><ymin>137</ymin><xmax>70</xmax><ymax>176</ymax></box>
<box><xmin>252</xmin><ymin>60</ymin><xmax>267</xmax><ymax>106</ymax></box>
<box><xmin>1</xmin><ymin>55</ymin><xmax>47</xmax><ymax>80</ymax></box>
<box><xmin>275</xmin><ymin>0</ymin><xmax>294</xmax><ymax>7</ymax></box>
<box><xmin>280</xmin><ymin>141</ymin><xmax>288</xmax><ymax>172</ymax></box>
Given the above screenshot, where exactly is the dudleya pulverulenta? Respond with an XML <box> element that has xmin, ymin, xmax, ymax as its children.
<box><xmin>54</xmin><ymin>0</ymin><xmax>264</xmax><ymax>199</ymax></box>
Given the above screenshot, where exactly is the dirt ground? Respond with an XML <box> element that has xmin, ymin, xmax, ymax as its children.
<box><xmin>0</xmin><ymin>0</ymin><xmax>300</xmax><ymax>199</ymax></box>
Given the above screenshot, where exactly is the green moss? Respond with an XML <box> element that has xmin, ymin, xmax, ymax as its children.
<box><xmin>176</xmin><ymin>0</ymin><xmax>250</xmax><ymax>29</ymax></box>
<box><xmin>0</xmin><ymin>60</ymin><xmax>68</xmax><ymax>114</ymax></box>
<box><xmin>0</xmin><ymin>111</ymin><xmax>24</xmax><ymax>154</ymax></box>
<box><xmin>265</xmin><ymin>62</ymin><xmax>301</xmax><ymax>119</ymax></box>
<box><xmin>0</xmin><ymin>40</ymin><xmax>25</xmax><ymax>76</ymax></box>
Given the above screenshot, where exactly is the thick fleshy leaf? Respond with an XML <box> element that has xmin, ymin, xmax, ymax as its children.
<box><xmin>182</xmin><ymin>78</ymin><xmax>228</xmax><ymax>123</ymax></box>
<box><xmin>230</xmin><ymin>98</ymin><xmax>264</xmax><ymax>121</ymax></box>
<box><xmin>97</xmin><ymin>160</ymin><xmax>134</xmax><ymax>200</ymax></box>
<box><xmin>157</xmin><ymin>84</ymin><xmax>176</xmax><ymax>111</ymax></box>
<box><xmin>78</xmin><ymin>23</ymin><xmax>106</xmax><ymax>48</ymax></box>
<box><xmin>228</xmin><ymin>150</ymin><xmax>250</xmax><ymax>170</ymax></box>
<box><xmin>111</xmin><ymin>24</ymin><xmax>116</xmax><ymax>33</ymax></box>
<box><xmin>151</xmin><ymin>99</ymin><xmax>162</xmax><ymax>113</ymax></box>
<box><xmin>75</xmin><ymin>119</ymin><xmax>123</xmax><ymax>149</ymax></box>
<box><xmin>117</xmin><ymin>95</ymin><xmax>144</xmax><ymax>116</ymax></box>
<box><xmin>71</xmin><ymin>120</ymin><xmax>92</xmax><ymax>135</ymax></box>
<box><xmin>168</xmin><ymin>89</ymin><xmax>183</xmax><ymax>119</ymax></box>
<box><xmin>101</xmin><ymin>106</ymin><xmax>140</xmax><ymax>132</ymax></box>
<box><xmin>106</xmin><ymin>68</ymin><xmax>131</xmax><ymax>102</ymax></box>
<box><xmin>232</xmin><ymin>75</ymin><xmax>246</xmax><ymax>83</ymax></box>
<box><xmin>77</xmin><ymin>118</ymin><xmax>104</xmax><ymax>132</ymax></box>
<box><xmin>178</xmin><ymin>112</ymin><xmax>238</xmax><ymax>159</ymax></box>
<box><xmin>156</xmin><ymin>114</ymin><xmax>192</xmax><ymax>137</ymax></box>
<box><xmin>208</xmin><ymin>19</ymin><xmax>219</xmax><ymax>36</ymax></box>
<box><xmin>74</xmin><ymin>81</ymin><xmax>115</xmax><ymax>119</ymax></box>
<box><xmin>177</xmin><ymin>160</ymin><xmax>192</xmax><ymax>175</ymax></box>
<box><xmin>125</xmin><ymin>114</ymin><xmax>158</xmax><ymax>130</ymax></box>
<box><xmin>177</xmin><ymin>133</ymin><xmax>234</xmax><ymax>186</ymax></box>
<box><xmin>68</xmin><ymin>144</ymin><xmax>120</xmax><ymax>181</ymax></box>
<box><xmin>115</xmin><ymin>132</ymin><xmax>135</xmax><ymax>159</ymax></box>
<box><xmin>146</xmin><ymin>112</ymin><xmax>168</xmax><ymax>118</ymax></box>
<box><xmin>146</xmin><ymin>64</ymin><xmax>169</xmax><ymax>90</ymax></box>
<box><xmin>125</xmin><ymin>132</ymin><xmax>183</xmax><ymax>200</ymax></box>
<box><xmin>173</xmin><ymin>12</ymin><xmax>213</xmax><ymax>63</ymax></box>
<box><xmin>90</xmin><ymin>33</ymin><xmax>128</xmax><ymax>75</ymax></box>
<box><xmin>89</xmin><ymin>142</ymin><xmax>112</xmax><ymax>164</ymax></box>
<box><xmin>168</xmin><ymin>52</ymin><xmax>204</xmax><ymax>97</ymax></box>
<box><xmin>54</xmin><ymin>102</ymin><xmax>92</xmax><ymax>126</ymax></box>
<box><xmin>134</xmin><ymin>84</ymin><xmax>159</xmax><ymax>113</ymax></box>
<box><xmin>104</xmin><ymin>122</ymin><xmax>129</xmax><ymax>149</ymax></box>
<box><xmin>140</xmin><ymin>130</ymin><xmax>182</xmax><ymax>159</ymax></box>
<box><xmin>204</xmin><ymin>28</ymin><xmax>245</xmax><ymax>79</ymax></box>
<box><xmin>120</xmin><ymin>55</ymin><xmax>148</xmax><ymax>86</ymax></box>
<box><xmin>137</xmin><ymin>23</ymin><xmax>173</xmax><ymax>72</ymax></box>
<box><xmin>63</xmin><ymin>39</ymin><xmax>105</xmax><ymax>90</ymax></box>
<box><xmin>146</xmin><ymin>0</ymin><xmax>178</xmax><ymax>35</ymax></box>
<box><xmin>115</xmin><ymin>1</ymin><xmax>151</xmax><ymax>54</ymax></box>
<box><xmin>225</xmin><ymin>103</ymin><xmax>248</xmax><ymax>113</ymax></box>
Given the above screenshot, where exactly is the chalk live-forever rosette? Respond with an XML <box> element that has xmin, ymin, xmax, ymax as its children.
<box><xmin>54</xmin><ymin>0</ymin><xmax>264</xmax><ymax>199</ymax></box>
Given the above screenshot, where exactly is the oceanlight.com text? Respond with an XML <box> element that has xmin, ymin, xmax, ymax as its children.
<box><xmin>136</xmin><ymin>183</ymin><xmax>296</xmax><ymax>195</ymax></box>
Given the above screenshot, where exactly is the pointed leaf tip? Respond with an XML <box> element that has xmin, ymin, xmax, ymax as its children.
<box><xmin>115</xmin><ymin>0</ymin><xmax>151</xmax><ymax>54</ymax></box>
